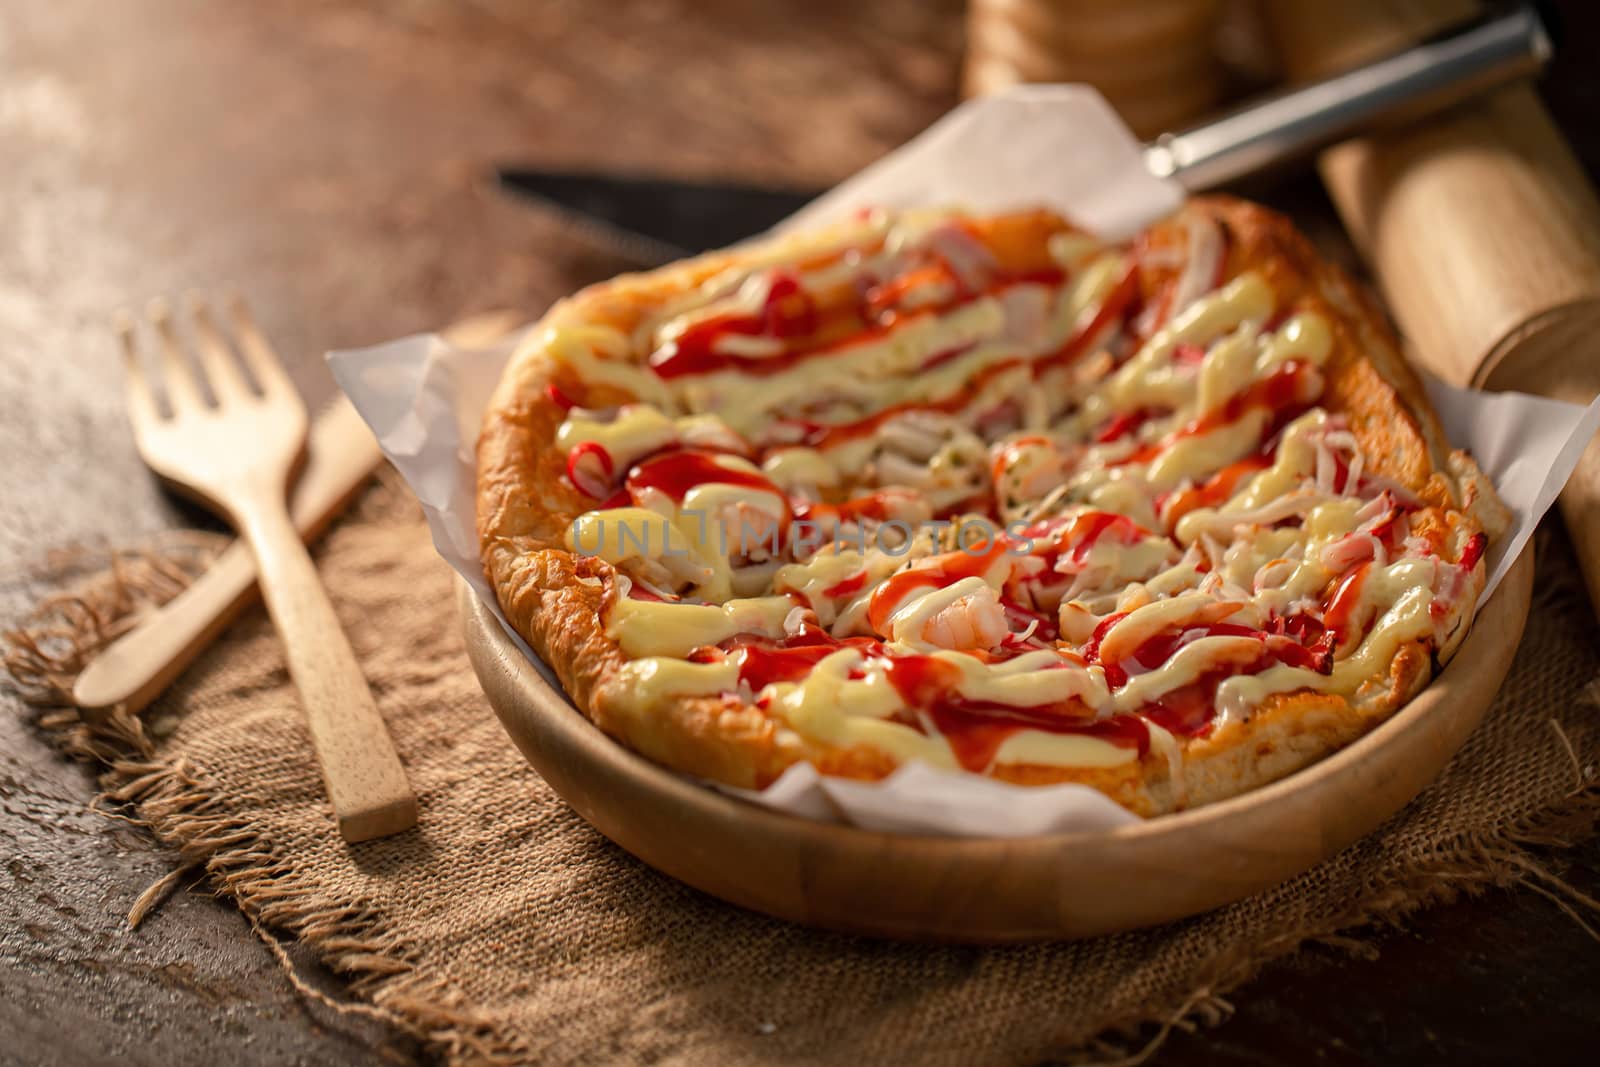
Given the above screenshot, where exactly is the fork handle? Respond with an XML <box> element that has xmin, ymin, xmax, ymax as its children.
<box><xmin>72</xmin><ymin>398</ymin><xmax>383</xmax><ymax>719</ymax></box>
<box><xmin>236</xmin><ymin>496</ymin><xmax>417</xmax><ymax>842</ymax></box>
<box><xmin>72</xmin><ymin>538</ymin><xmax>260</xmax><ymax>719</ymax></box>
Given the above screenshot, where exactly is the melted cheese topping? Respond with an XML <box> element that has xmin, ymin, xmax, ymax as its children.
<box><xmin>991</xmin><ymin>730</ymin><xmax>1138</xmax><ymax>769</ymax></box>
<box><xmin>767</xmin><ymin>650</ymin><xmax>959</xmax><ymax>767</ymax></box>
<box><xmin>606</xmin><ymin>595</ymin><xmax>794</xmax><ymax>658</ymax></box>
<box><xmin>762</xmin><ymin>447</ymin><xmax>841</xmax><ymax>490</ymax></box>
<box><xmin>935</xmin><ymin>648</ymin><xmax>1112</xmax><ymax>709</ymax></box>
<box><xmin>567</xmin><ymin>508</ymin><xmax>684</xmax><ymax>565</ymax></box>
<box><xmin>556</xmin><ymin>405</ymin><xmax>676</xmax><ymax>467</ymax></box>
<box><xmin>535</xmin><ymin>208</ymin><xmax>1485</xmax><ymax>782</ymax></box>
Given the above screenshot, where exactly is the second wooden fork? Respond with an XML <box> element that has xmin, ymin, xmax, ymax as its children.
<box><xmin>119</xmin><ymin>296</ymin><xmax>417</xmax><ymax>842</ymax></box>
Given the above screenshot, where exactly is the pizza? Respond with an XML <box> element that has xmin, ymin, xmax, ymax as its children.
<box><xmin>476</xmin><ymin>196</ymin><xmax>1509</xmax><ymax>817</ymax></box>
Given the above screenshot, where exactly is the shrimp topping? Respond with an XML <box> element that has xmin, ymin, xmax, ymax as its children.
<box><xmin>889</xmin><ymin>577</ymin><xmax>1011</xmax><ymax>652</ymax></box>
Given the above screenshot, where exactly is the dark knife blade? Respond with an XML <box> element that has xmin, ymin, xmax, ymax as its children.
<box><xmin>496</xmin><ymin>168</ymin><xmax>825</xmax><ymax>265</ymax></box>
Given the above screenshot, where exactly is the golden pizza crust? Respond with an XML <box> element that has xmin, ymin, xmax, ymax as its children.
<box><xmin>477</xmin><ymin>196</ymin><xmax>1502</xmax><ymax>813</ymax></box>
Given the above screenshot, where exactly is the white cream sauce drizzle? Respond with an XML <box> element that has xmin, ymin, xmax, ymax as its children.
<box><xmin>529</xmin><ymin>209</ymin><xmax>1480</xmax><ymax>773</ymax></box>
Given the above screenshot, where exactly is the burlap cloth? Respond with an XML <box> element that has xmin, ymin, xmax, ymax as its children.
<box><xmin>6</xmin><ymin>480</ymin><xmax>1600</xmax><ymax>1066</ymax></box>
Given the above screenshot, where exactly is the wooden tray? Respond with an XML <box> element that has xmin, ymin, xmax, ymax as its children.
<box><xmin>458</xmin><ymin>547</ymin><xmax>1533</xmax><ymax>942</ymax></box>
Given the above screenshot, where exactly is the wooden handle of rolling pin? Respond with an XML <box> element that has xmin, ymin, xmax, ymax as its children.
<box><xmin>1265</xmin><ymin>0</ymin><xmax>1600</xmax><ymax>617</ymax></box>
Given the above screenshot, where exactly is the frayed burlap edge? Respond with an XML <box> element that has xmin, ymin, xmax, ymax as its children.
<box><xmin>4</xmin><ymin>543</ymin><xmax>1599</xmax><ymax>1067</ymax></box>
<box><xmin>3</xmin><ymin>545</ymin><xmax>533</xmax><ymax>1066</ymax></box>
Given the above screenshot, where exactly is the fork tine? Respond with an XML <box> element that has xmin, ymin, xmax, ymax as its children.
<box><xmin>187</xmin><ymin>295</ymin><xmax>253</xmax><ymax>403</ymax></box>
<box><xmin>148</xmin><ymin>298</ymin><xmax>208</xmax><ymax>410</ymax></box>
<box><xmin>226</xmin><ymin>295</ymin><xmax>295</xmax><ymax>398</ymax></box>
<box><xmin>116</xmin><ymin>312</ymin><xmax>163</xmax><ymax>431</ymax></box>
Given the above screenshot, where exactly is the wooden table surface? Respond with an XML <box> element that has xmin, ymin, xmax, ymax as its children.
<box><xmin>2</xmin><ymin>1</ymin><xmax>1597</xmax><ymax>1063</ymax></box>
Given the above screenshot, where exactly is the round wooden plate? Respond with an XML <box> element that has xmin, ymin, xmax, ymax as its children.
<box><xmin>458</xmin><ymin>547</ymin><xmax>1533</xmax><ymax>942</ymax></box>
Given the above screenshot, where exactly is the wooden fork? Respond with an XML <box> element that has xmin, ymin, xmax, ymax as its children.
<box><xmin>119</xmin><ymin>295</ymin><xmax>417</xmax><ymax>842</ymax></box>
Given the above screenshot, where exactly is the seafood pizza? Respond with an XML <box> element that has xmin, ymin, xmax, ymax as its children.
<box><xmin>476</xmin><ymin>196</ymin><xmax>1508</xmax><ymax>816</ymax></box>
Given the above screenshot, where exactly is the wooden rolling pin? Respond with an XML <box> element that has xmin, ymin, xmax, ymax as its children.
<box><xmin>1265</xmin><ymin>0</ymin><xmax>1600</xmax><ymax>616</ymax></box>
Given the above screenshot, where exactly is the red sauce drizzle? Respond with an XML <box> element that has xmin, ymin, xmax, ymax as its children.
<box><xmin>1188</xmin><ymin>360</ymin><xmax>1319</xmax><ymax>438</ymax></box>
<box><xmin>544</xmin><ymin>382</ymin><xmax>578</xmax><ymax>412</ymax></box>
<box><xmin>1017</xmin><ymin>511</ymin><xmax>1151</xmax><ymax>572</ymax></box>
<box><xmin>1033</xmin><ymin>263</ymin><xmax>1140</xmax><ymax>375</ymax></box>
<box><xmin>693</xmin><ymin>634</ymin><xmax>884</xmax><ymax>690</ymax></box>
<box><xmin>919</xmin><ymin>341</ymin><xmax>978</xmax><ymax>373</ymax></box>
<box><xmin>1081</xmin><ymin>612</ymin><xmax>1130</xmax><ymax>686</ymax></box>
<box><xmin>1095</xmin><ymin>408</ymin><xmax>1157</xmax><ymax>444</ymax></box>
<box><xmin>1134</xmin><ymin>615</ymin><xmax>1339</xmax><ymax>731</ymax></box>
<box><xmin>1159</xmin><ymin>454</ymin><xmax>1272</xmax><ymax>526</ymax></box>
<box><xmin>881</xmin><ymin>654</ymin><xmax>1143</xmax><ymax>772</ymax></box>
<box><xmin>821</xmin><ymin>571</ymin><xmax>869</xmax><ymax>599</ymax></box>
<box><xmin>625</xmin><ymin>449</ymin><xmax>781</xmax><ymax>505</ymax></box>
<box><xmin>1328</xmin><ymin>450</ymin><xmax>1355</xmax><ymax>495</ymax></box>
<box><xmin>1077</xmin><ymin>615</ymin><xmax>1332</xmax><ymax>738</ymax></box>
<box><xmin>728</xmin><ymin>642</ymin><xmax>851</xmax><ymax>687</ymax></box>
<box><xmin>866</xmin><ymin>539</ymin><xmax>1013</xmax><ymax>634</ymax></box>
<box><xmin>697</xmin><ymin>631</ymin><xmax>1150</xmax><ymax>773</ymax></box>
<box><xmin>651</xmin><ymin>259</ymin><xmax>1064</xmax><ymax>383</ymax></box>
<box><xmin>786</xmin><ymin>356</ymin><xmax>1025</xmax><ymax>451</ymax></box>
<box><xmin>702</xmin><ymin>606</ymin><xmax>1335</xmax><ymax>774</ymax></box>
<box><xmin>1143</xmin><ymin>672</ymin><xmax>1248</xmax><ymax>737</ymax></box>
<box><xmin>649</xmin><ymin>272</ymin><xmax>821</xmax><ymax>379</ymax></box>
<box><xmin>565</xmin><ymin>441</ymin><xmax>615</xmax><ymax>500</ymax></box>
<box><xmin>626</xmin><ymin>581</ymin><xmax>667</xmax><ymax>603</ymax></box>
<box><xmin>863</xmin><ymin>263</ymin><xmax>963</xmax><ymax>320</ymax></box>
<box><xmin>1322</xmin><ymin>562</ymin><xmax>1371</xmax><ymax>645</ymax></box>
<box><xmin>791</xmin><ymin>488</ymin><xmax>918</xmax><ymax>528</ymax></box>
<box><xmin>1119</xmin><ymin>361</ymin><xmax>1318</xmax><ymax>466</ymax></box>
<box><xmin>1123</xmin><ymin>622</ymin><xmax>1331</xmax><ymax>676</ymax></box>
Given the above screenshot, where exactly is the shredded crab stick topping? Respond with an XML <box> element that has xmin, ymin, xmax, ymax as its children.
<box><xmin>534</xmin><ymin>207</ymin><xmax>1490</xmax><ymax>776</ymax></box>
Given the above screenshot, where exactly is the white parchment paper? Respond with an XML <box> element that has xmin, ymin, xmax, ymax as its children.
<box><xmin>330</xmin><ymin>86</ymin><xmax>1600</xmax><ymax>837</ymax></box>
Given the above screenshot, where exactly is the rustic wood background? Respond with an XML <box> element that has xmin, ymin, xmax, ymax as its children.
<box><xmin>2</xmin><ymin>1</ymin><xmax>1597</xmax><ymax>1063</ymax></box>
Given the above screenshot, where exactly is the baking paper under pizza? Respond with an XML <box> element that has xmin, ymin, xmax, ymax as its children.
<box><xmin>476</xmin><ymin>196</ymin><xmax>1508</xmax><ymax>816</ymax></box>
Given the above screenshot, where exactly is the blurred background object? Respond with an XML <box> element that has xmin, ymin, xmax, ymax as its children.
<box><xmin>964</xmin><ymin>0</ymin><xmax>1271</xmax><ymax>135</ymax></box>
